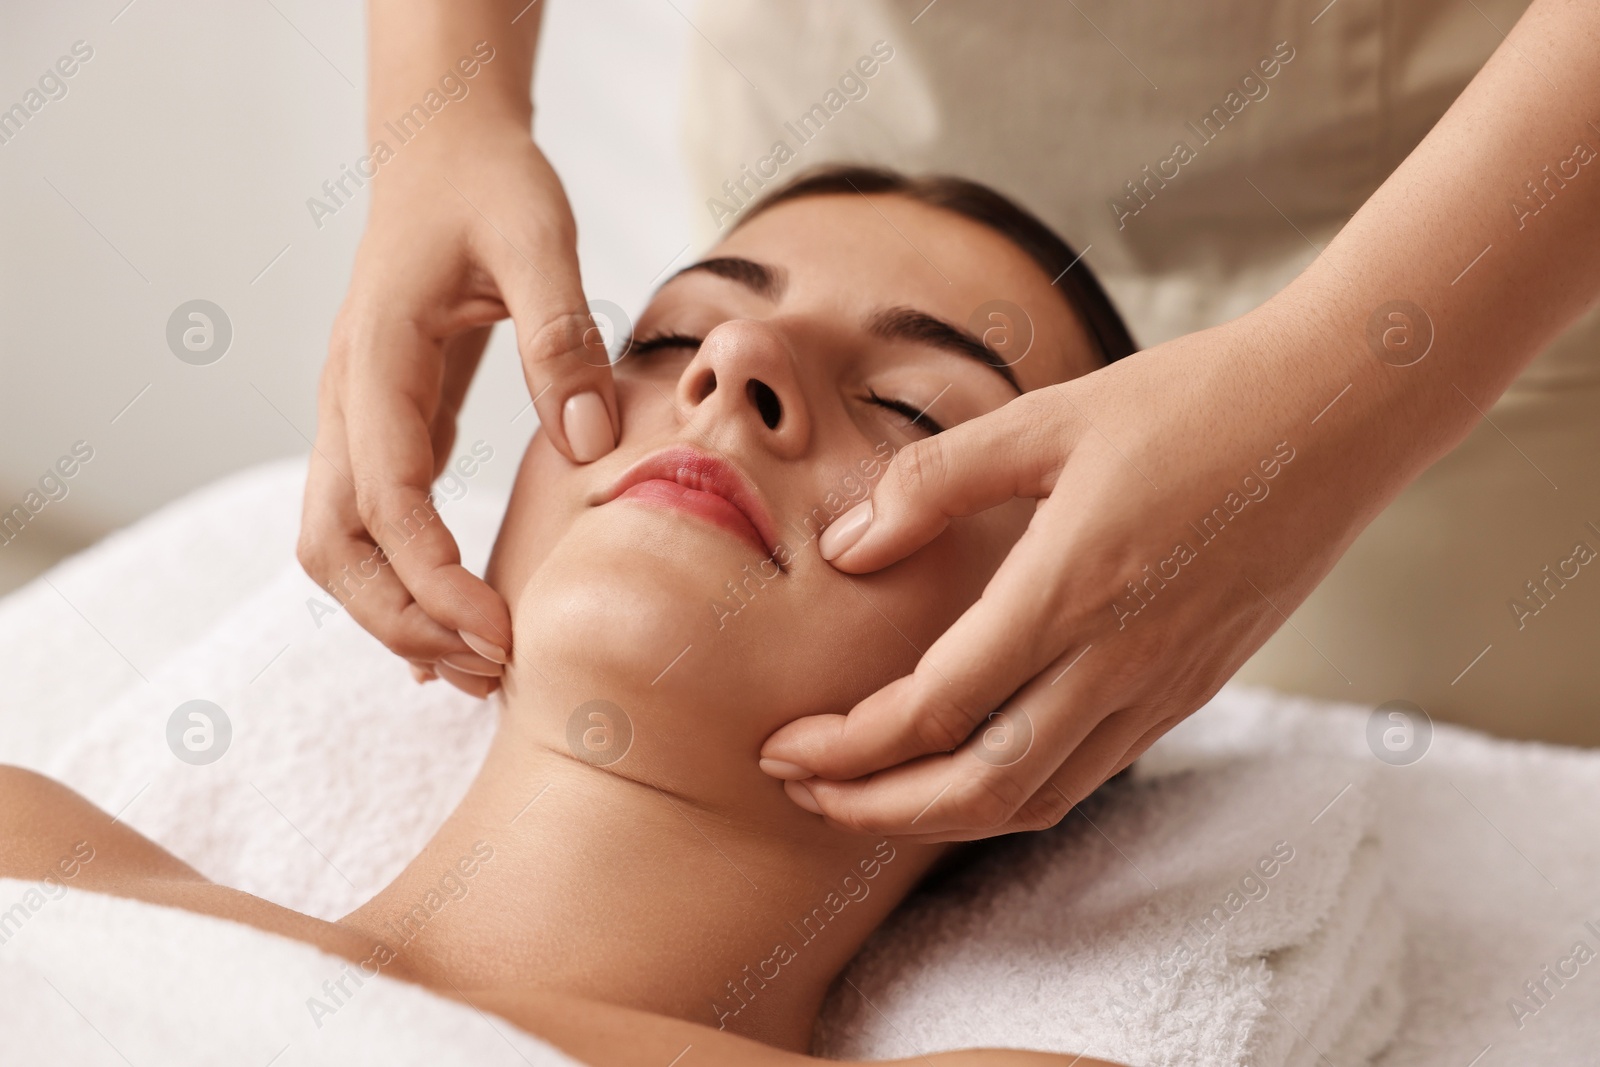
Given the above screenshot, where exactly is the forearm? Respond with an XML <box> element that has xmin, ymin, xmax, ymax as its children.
<box><xmin>1257</xmin><ymin>0</ymin><xmax>1600</xmax><ymax>517</ymax></box>
<box><xmin>365</xmin><ymin>0</ymin><xmax>542</xmax><ymax>139</ymax></box>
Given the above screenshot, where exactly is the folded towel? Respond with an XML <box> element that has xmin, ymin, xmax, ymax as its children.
<box><xmin>0</xmin><ymin>876</ymin><xmax>577</xmax><ymax>1067</ymax></box>
<box><xmin>1268</xmin><ymin>837</ymin><xmax>1398</xmax><ymax>1067</ymax></box>
<box><xmin>1326</xmin><ymin>955</ymin><xmax>1405</xmax><ymax>1067</ymax></box>
<box><xmin>1145</xmin><ymin>689</ymin><xmax>1600</xmax><ymax>1067</ymax></box>
<box><xmin>812</xmin><ymin>757</ymin><xmax>1396</xmax><ymax>1067</ymax></box>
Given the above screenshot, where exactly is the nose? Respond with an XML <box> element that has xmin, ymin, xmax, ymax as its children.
<box><xmin>676</xmin><ymin>319</ymin><xmax>811</xmax><ymax>456</ymax></box>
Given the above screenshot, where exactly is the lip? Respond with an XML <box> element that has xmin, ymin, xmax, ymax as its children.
<box><xmin>597</xmin><ymin>446</ymin><xmax>781</xmax><ymax>562</ymax></box>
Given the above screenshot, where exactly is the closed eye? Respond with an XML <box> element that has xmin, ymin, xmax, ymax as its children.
<box><xmin>629</xmin><ymin>331</ymin><xmax>704</xmax><ymax>357</ymax></box>
<box><xmin>867</xmin><ymin>388</ymin><xmax>946</xmax><ymax>436</ymax></box>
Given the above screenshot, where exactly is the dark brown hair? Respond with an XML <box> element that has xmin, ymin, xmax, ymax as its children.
<box><xmin>735</xmin><ymin>165</ymin><xmax>1138</xmax><ymax>365</ymax></box>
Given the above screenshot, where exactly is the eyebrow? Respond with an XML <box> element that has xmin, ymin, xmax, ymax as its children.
<box><xmin>666</xmin><ymin>255</ymin><xmax>1021</xmax><ymax>394</ymax></box>
<box><xmin>867</xmin><ymin>307</ymin><xmax>1022</xmax><ymax>394</ymax></box>
<box><xmin>669</xmin><ymin>256</ymin><xmax>787</xmax><ymax>300</ymax></box>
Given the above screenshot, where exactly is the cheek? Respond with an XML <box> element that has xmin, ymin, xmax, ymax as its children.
<box><xmin>872</xmin><ymin>504</ymin><xmax>1027</xmax><ymax>649</ymax></box>
<box><xmin>484</xmin><ymin>432</ymin><xmax>582</xmax><ymax>603</ymax></box>
<box><xmin>489</xmin><ymin>366</ymin><xmax>678</xmax><ymax>589</ymax></box>
<box><xmin>744</xmin><ymin>502</ymin><xmax>1031</xmax><ymax>719</ymax></box>
<box><xmin>613</xmin><ymin>366</ymin><xmax>687</xmax><ymax>430</ymax></box>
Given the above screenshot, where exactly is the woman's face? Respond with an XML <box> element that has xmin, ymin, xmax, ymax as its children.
<box><xmin>487</xmin><ymin>192</ymin><xmax>1098</xmax><ymax>778</ymax></box>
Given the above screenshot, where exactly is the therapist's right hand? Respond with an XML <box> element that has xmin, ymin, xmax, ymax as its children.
<box><xmin>297</xmin><ymin>120</ymin><xmax>618</xmax><ymax>698</ymax></box>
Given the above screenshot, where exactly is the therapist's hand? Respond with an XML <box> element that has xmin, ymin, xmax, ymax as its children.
<box><xmin>757</xmin><ymin>304</ymin><xmax>1389</xmax><ymax>842</ymax></box>
<box><xmin>298</xmin><ymin>118</ymin><xmax>617</xmax><ymax>698</ymax></box>
<box><xmin>759</xmin><ymin>0</ymin><xmax>1600</xmax><ymax>839</ymax></box>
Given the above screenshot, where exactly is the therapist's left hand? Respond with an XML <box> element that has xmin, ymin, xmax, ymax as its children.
<box><xmin>757</xmin><ymin>0</ymin><xmax>1600</xmax><ymax>841</ymax></box>
<box><xmin>756</xmin><ymin>304</ymin><xmax>1360</xmax><ymax>842</ymax></box>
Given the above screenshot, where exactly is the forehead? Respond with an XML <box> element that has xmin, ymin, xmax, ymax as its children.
<box><xmin>700</xmin><ymin>194</ymin><xmax>1094</xmax><ymax>390</ymax></box>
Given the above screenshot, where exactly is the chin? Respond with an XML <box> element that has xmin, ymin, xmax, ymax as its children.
<box><xmin>509</xmin><ymin>506</ymin><xmax>770</xmax><ymax>698</ymax></box>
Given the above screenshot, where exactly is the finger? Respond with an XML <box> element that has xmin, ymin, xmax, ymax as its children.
<box><xmin>820</xmin><ymin>393</ymin><xmax>1069</xmax><ymax>572</ymax></box>
<box><xmin>762</xmin><ymin>487</ymin><xmax>1105</xmax><ymax>779</ymax></box>
<box><xmin>889</xmin><ymin>713</ymin><xmax>1151</xmax><ymax>846</ymax></box>
<box><xmin>793</xmin><ymin>742</ymin><xmax>1044</xmax><ymax>842</ymax></box>
<box><xmin>438</xmin><ymin>649</ymin><xmax>504</xmax><ymax>678</ymax></box>
<box><xmin>994</xmin><ymin>709</ymin><xmax>1156</xmax><ymax>836</ymax></box>
<box><xmin>304</xmin><ymin>487</ymin><xmax>462</xmax><ymax>660</ymax></box>
<box><xmin>340</xmin><ymin>320</ymin><xmax>514</xmax><ymax>662</ymax></box>
<box><xmin>428</xmin><ymin>326</ymin><xmax>493</xmax><ymax>468</ymax></box>
<box><xmin>478</xmin><ymin>214</ymin><xmax>620</xmax><ymax>465</ymax></box>
<box><xmin>770</xmin><ymin>614</ymin><xmax>1128</xmax><ymax>837</ymax></box>
<box><xmin>1109</xmin><ymin>715</ymin><xmax>1181</xmax><ymax>778</ymax></box>
<box><xmin>299</xmin><ymin>409</ymin><xmax>469</xmax><ymax>664</ymax></box>
<box><xmin>786</xmin><ymin>659</ymin><xmax>1109</xmax><ymax>839</ymax></box>
<box><xmin>436</xmin><ymin>660</ymin><xmax>498</xmax><ymax>699</ymax></box>
<box><xmin>796</xmin><ymin>706</ymin><xmax>1149</xmax><ymax>844</ymax></box>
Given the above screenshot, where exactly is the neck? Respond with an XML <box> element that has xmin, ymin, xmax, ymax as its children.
<box><xmin>341</xmin><ymin>696</ymin><xmax>941</xmax><ymax>1050</ymax></box>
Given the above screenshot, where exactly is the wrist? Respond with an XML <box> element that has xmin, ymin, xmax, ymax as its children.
<box><xmin>365</xmin><ymin>0</ymin><xmax>540</xmax><ymax>145</ymax></box>
<box><xmin>1227</xmin><ymin>266</ymin><xmax>1475</xmax><ymax>544</ymax></box>
<box><xmin>1264</xmin><ymin>257</ymin><xmax>1486</xmax><ymax>453</ymax></box>
<box><xmin>364</xmin><ymin>102</ymin><xmax>531</xmax><ymax>160</ymax></box>
<box><xmin>366</xmin><ymin>48</ymin><xmax>532</xmax><ymax>146</ymax></box>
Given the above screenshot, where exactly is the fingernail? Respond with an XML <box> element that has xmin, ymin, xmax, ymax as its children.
<box><xmin>819</xmin><ymin>501</ymin><xmax>871</xmax><ymax>561</ymax></box>
<box><xmin>562</xmin><ymin>391</ymin><xmax>615</xmax><ymax>463</ymax></box>
<box><xmin>459</xmin><ymin>629</ymin><xmax>509</xmax><ymax>665</ymax></box>
<box><xmin>760</xmin><ymin>758</ymin><xmax>812</xmax><ymax>780</ymax></box>
<box><xmin>784</xmin><ymin>779</ymin><xmax>823</xmax><ymax>815</ymax></box>
<box><xmin>410</xmin><ymin>664</ymin><xmax>437</xmax><ymax>684</ymax></box>
<box><xmin>440</xmin><ymin>652</ymin><xmax>504</xmax><ymax>678</ymax></box>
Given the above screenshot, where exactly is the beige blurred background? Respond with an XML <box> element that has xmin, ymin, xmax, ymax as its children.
<box><xmin>0</xmin><ymin>0</ymin><xmax>695</xmax><ymax>595</ymax></box>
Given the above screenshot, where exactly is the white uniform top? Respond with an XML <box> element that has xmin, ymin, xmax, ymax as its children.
<box><xmin>680</xmin><ymin>0</ymin><xmax>1600</xmax><ymax>745</ymax></box>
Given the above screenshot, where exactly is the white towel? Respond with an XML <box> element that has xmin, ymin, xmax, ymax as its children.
<box><xmin>813</xmin><ymin>758</ymin><xmax>1395</xmax><ymax>1066</ymax></box>
<box><xmin>1269</xmin><ymin>838</ymin><xmax>1398</xmax><ymax>1067</ymax></box>
<box><xmin>23</xmin><ymin>457</ymin><xmax>1598</xmax><ymax>1064</ymax></box>
<box><xmin>42</xmin><ymin>559</ymin><xmax>497</xmax><ymax>918</ymax></box>
<box><xmin>1145</xmin><ymin>689</ymin><xmax>1600</xmax><ymax>1067</ymax></box>
<box><xmin>0</xmin><ymin>877</ymin><xmax>578</xmax><ymax>1067</ymax></box>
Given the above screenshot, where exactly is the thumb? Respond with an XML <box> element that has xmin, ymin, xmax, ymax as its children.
<box><xmin>820</xmin><ymin>395</ymin><xmax>1068</xmax><ymax>573</ymax></box>
<box><xmin>495</xmin><ymin>237</ymin><xmax>620</xmax><ymax>465</ymax></box>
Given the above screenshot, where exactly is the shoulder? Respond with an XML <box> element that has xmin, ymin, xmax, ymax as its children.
<box><xmin>0</xmin><ymin>764</ymin><xmax>202</xmax><ymax>885</ymax></box>
<box><xmin>0</xmin><ymin>764</ymin><xmax>92</xmax><ymax>849</ymax></box>
<box><xmin>0</xmin><ymin>764</ymin><xmax>399</xmax><ymax>975</ymax></box>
